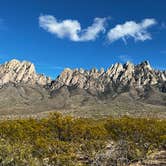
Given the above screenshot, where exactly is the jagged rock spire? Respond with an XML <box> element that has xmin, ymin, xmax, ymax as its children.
<box><xmin>49</xmin><ymin>61</ymin><xmax>166</xmax><ymax>93</ymax></box>
<box><xmin>0</xmin><ymin>59</ymin><xmax>165</xmax><ymax>93</ymax></box>
<box><xmin>0</xmin><ymin>59</ymin><xmax>51</xmax><ymax>85</ymax></box>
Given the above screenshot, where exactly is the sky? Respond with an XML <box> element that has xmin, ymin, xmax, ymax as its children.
<box><xmin>0</xmin><ymin>0</ymin><xmax>166</xmax><ymax>78</ymax></box>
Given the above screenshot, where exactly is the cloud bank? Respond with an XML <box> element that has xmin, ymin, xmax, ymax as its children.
<box><xmin>39</xmin><ymin>15</ymin><xmax>157</xmax><ymax>44</ymax></box>
<box><xmin>107</xmin><ymin>18</ymin><xmax>157</xmax><ymax>43</ymax></box>
<box><xmin>39</xmin><ymin>15</ymin><xmax>106</xmax><ymax>41</ymax></box>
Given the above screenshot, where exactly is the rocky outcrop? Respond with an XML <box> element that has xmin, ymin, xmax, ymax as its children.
<box><xmin>48</xmin><ymin>61</ymin><xmax>166</xmax><ymax>95</ymax></box>
<box><xmin>0</xmin><ymin>59</ymin><xmax>165</xmax><ymax>97</ymax></box>
<box><xmin>1</xmin><ymin>59</ymin><xmax>165</xmax><ymax>92</ymax></box>
<box><xmin>0</xmin><ymin>59</ymin><xmax>165</xmax><ymax>118</ymax></box>
<box><xmin>130</xmin><ymin>150</ymin><xmax>166</xmax><ymax>166</ymax></box>
<box><xmin>0</xmin><ymin>59</ymin><xmax>51</xmax><ymax>86</ymax></box>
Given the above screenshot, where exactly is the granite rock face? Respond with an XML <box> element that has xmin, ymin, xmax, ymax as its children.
<box><xmin>0</xmin><ymin>59</ymin><xmax>51</xmax><ymax>86</ymax></box>
<box><xmin>48</xmin><ymin>61</ymin><xmax>166</xmax><ymax>94</ymax></box>
<box><xmin>0</xmin><ymin>59</ymin><xmax>165</xmax><ymax>118</ymax></box>
<box><xmin>0</xmin><ymin>59</ymin><xmax>165</xmax><ymax>95</ymax></box>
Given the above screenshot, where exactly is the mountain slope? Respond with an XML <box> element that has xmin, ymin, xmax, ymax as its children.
<box><xmin>0</xmin><ymin>59</ymin><xmax>165</xmax><ymax>118</ymax></box>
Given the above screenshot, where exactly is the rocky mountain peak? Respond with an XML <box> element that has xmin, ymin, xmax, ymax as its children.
<box><xmin>49</xmin><ymin>61</ymin><xmax>166</xmax><ymax>94</ymax></box>
<box><xmin>0</xmin><ymin>59</ymin><xmax>51</xmax><ymax>85</ymax></box>
<box><xmin>123</xmin><ymin>61</ymin><xmax>134</xmax><ymax>68</ymax></box>
<box><xmin>0</xmin><ymin>59</ymin><xmax>165</xmax><ymax>95</ymax></box>
<box><xmin>4</xmin><ymin>59</ymin><xmax>36</xmax><ymax>75</ymax></box>
<box><xmin>138</xmin><ymin>60</ymin><xmax>152</xmax><ymax>70</ymax></box>
<box><xmin>0</xmin><ymin>59</ymin><xmax>165</xmax><ymax>118</ymax></box>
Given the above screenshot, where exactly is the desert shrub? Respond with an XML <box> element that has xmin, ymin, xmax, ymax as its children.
<box><xmin>105</xmin><ymin>116</ymin><xmax>166</xmax><ymax>160</ymax></box>
<box><xmin>0</xmin><ymin>113</ymin><xmax>165</xmax><ymax>165</ymax></box>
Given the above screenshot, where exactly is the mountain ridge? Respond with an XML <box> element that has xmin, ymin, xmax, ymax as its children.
<box><xmin>0</xmin><ymin>59</ymin><xmax>165</xmax><ymax>118</ymax></box>
<box><xmin>0</xmin><ymin>59</ymin><xmax>51</xmax><ymax>86</ymax></box>
<box><xmin>0</xmin><ymin>59</ymin><xmax>165</xmax><ymax>88</ymax></box>
<box><xmin>48</xmin><ymin>60</ymin><xmax>166</xmax><ymax>95</ymax></box>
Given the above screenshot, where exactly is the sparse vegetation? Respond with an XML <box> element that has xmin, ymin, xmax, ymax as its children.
<box><xmin>0</xmin><ymin>112</ymin><xmax>165</xmax><ymax>165</ymax></box>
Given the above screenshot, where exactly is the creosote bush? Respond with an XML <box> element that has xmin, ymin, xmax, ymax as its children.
<box><xmin>0</xmin><ymin>112</ymin><xmax>165</xmax><ymax>165</ymax></box>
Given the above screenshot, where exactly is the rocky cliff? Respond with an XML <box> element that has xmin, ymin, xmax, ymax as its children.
<box><xmin>48</xmin><ymin>61</ymin><xmax>166</xmax><ymax>95</ymax></box>
<box><xmin>0</xmin><ymin>59</ymin><xmax>165</xmax><ymax>118</ymax></box>
<box><xmin>0</xmin><ymin>59</ymin><xmax>51</xmax><ymax>86</ymax></box>
<box><xmin>1</xmin><ymin>59</ymin><xmax>165</xmax><ymax>93</ymax></box>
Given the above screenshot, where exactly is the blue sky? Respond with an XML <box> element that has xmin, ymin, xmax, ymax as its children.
<box><xmin>0</xmin><ymin>0</ymin><xmax>166</xmax><ymax>78</ymax></box>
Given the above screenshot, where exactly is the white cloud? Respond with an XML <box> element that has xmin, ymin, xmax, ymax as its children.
<box><xmin>39</xmin><ymin>15</ymin><xmax>106</xmax><ymax>41</ymax></box>
<box><xmin>107</xmin><ymin>18</ymin><xmax>157</xmax><ymax>43</ymax></box>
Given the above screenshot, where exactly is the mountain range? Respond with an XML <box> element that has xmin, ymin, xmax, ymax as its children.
<box><xmin>0</xmin><ymin>59</ymin><xmax>165</xmax><ymax>118</ymax></box>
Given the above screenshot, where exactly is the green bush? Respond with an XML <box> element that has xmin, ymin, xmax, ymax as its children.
<box><xmin>105</xmin><ymin>116</ymin><xmax>166</xmax><ymax>160</ymax></box>
<box><xmin>0</xmin><ymin>112</ymin><xmax>165</xmax><ymax>165</ymax></box>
